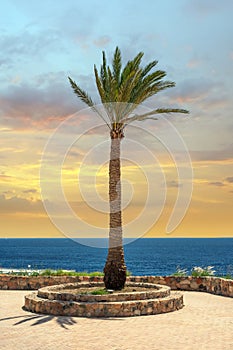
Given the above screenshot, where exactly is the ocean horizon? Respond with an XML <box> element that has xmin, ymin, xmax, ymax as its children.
<box><xmin>0</xmin><ymin>238</ymin><xmax>233</xmax><ymax>276</ymax></box>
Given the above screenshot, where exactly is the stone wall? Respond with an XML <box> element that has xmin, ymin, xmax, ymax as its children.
<box><xmin>129</xmin><ymin>276</ymin><xmax>233</xmax><ymax>298</ymax></box>
<box><xmin>0</xmin><ymin>274</ymin><xmax>100</xmax><ymax>290</ymax></box>
<box><xmin>0</xmin><ymin>274</ymin><xmax>232</xmax><ymax>298</ymax></box>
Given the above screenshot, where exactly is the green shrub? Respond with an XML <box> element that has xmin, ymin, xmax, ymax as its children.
<box><xmin>219</xmin><ymin>274</ymin><xmax>233</xmax><ymax>280</ymax></box>
<box><xmin>191</xmin><ymin>266</ymin><xmax>215</xmax><ymax>277</ymax></box>
<box><xmin>172</xmin><ymin>266</ymin><xmax>188</xmax><ymax>277</ymax></box>
<box><xmin>39</xmin><ymin>269</ymin><xmax>104</xmax><ymax>277</ymax></box>
<box><xmin>1</xmin><ymin>269</ymin><xmax>104</xmax><ymax>277</ymax></box>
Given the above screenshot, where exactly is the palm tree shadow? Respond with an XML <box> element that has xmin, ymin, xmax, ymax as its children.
<box><xmin>0</xmin><ymin>313</ymin><xmax>77</xmax><ymax>329</ymax></box>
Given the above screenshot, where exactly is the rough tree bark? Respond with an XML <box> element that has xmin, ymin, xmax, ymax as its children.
<box><xmin>103</xmin><ymin>128</ymin><xmax>127</xmax><ymax>290</ymax></box>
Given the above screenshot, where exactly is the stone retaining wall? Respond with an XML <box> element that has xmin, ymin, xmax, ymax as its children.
<box><xmin>0</xmin><ymin>274</ymin><xmax>99</xmax><ymax>290</ymax></box>
<box><xmin>0</xmin><ymin>274</ymin><xmax>232</xmax><ymax>297</ymax></box>
<box><xmin>135</xmin><ymin>276</ymin><xmax>233</xmax><ymax>298</ymax></box>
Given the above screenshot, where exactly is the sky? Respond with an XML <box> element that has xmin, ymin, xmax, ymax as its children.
<box><xmin>0</xmin><ymin>0</ymin><xmax>233</xmax><ymax>238</ymax></box>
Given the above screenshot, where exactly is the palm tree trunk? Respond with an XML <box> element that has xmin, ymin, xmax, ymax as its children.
<box><xmin>103</xmin><ymin>136</ymin><xmax>127</xmax><ymax>290</ymax></box>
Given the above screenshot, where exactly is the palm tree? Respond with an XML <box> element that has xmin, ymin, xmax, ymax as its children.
<box><xmin>68</xmin><ymin>47</ymin><xmax>188</xmax><ymax>290</ymax></box>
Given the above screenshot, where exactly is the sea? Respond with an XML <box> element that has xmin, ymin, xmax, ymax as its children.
<box><xmin>0</xmin><ymin>238</ymin><xmax>233</xmax><ymax>276</ymax></box>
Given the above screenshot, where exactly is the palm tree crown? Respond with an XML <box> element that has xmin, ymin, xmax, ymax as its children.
<box><xmin>68</xmin><ymin>46</ymin><xmax>188</xmax><ymax>135</ymax></box>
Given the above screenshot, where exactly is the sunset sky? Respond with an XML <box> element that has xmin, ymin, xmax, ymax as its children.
<box><xmin>0</xmin><ymin>0</ymin><xmax>233</xmax><ymax>238</ymax></box>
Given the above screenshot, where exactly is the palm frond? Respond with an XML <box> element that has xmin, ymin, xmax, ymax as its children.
<box><xmin>107</xmin><ymin>66</ymin><xmax>117</xmax><ymax>101</ymax></box>
<box><xmin>131</xmin><ymin>51</ymin><xmax>144</xmax><ymax>69</ymax></box>
<box><xmin>133</xmin><ymin>81</ymin><xmax>175</xmax><ymax>104</ymax></box>
<box><xmin>68</xmin><ymin>76</ymin><xmax>94</xmax><ymax>107</ymax></box>
<box><xmin>68</xmin><ymin>76</ymin><xmax>111</xmax><ymax>128</ymax></box>
<box><xmin>118</xmin><ymin>68</ymin><xmax>142</xmax><ymax>103</ymax></box>
<box><xmin>100</xmin><ymin>51</ymin><xmax>108</xmax><ymax>92</ymax></box>
<box><xmin>94</xmin><ymin>65</ymin><xmax>106</xmax><ymax>103</ymax></box>
<box><xmin>130</xmin><ymin>70</ymin><xmax>167</xmax><ymax>104</ymax></box>
<box><xmin>141</xmin><ymin>60</ymin><xmax>158</xmax><ymax>78</ymax></box>
<box><xmin>122</xmin><ymin>108</ymin><xmax>189</xmax><ymax>124</ymax></box>
<box><xmin>120</xmin><ymin>52</ymin><xmax>143</xmax><ymax>87</ymax></box>
<box><xmin>112</xmin><ymin>46</ymin><xmax>122</xmax><ymax>86</ymax></box>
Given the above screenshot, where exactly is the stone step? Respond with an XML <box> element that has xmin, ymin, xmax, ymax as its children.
<box><xmin>37</xmin><ymin>282</ymin><xmax>171</xmax><ymax>302</ymax></box>
<box><xmin>24</xmin><ymin>291</ymin><xmax>183</xmax><ymax>318</ymax></box>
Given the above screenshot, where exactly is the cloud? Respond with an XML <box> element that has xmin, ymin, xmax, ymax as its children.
<box><xmin>52</xmin><ymin>3</ymin><xmax>104</xmax><ymax>51</ymax></box>
<box><xmin>0</xmin><ymin>57</ymin><xmax>11</xmax><ymax>68</ymax></box>
<box><xmin>184</xmin><ymin>0</ymin><xmax>233</xmax><ymax>17</ymax></box>
<box><xmin>149</xmin><ymin>75</ymin><xmax>231</xmax><ymax>122</ymax></box>
<box><xmin>0</xmin><ymin>194</ymin><xmax>44</xmax><ymax>214</ymax></box>
<box><xmin>0</xmin><ymin>29</ymin><xmax>63</xmax><ymax>69</ymax></box>
<box><xmin>168</xmin><ymin>77</ymin><xmax>222</xmax><ymax>104</ymax></box>
<box><xmin>162</xmin><ymin>180</ymin><xmax>182</xmax><ymax>188</ymax></box>
<box><xmin>22</xmin><ymin>189</ymin><xmax>38</xmax><ymax>194</ymax></box>
<box><xmin>225</xmin><ymin>177</ymin><xmax>233</xmax><ymax>183</ymax></box>
<box><xmin>167</xmin><ymin>181</ymin><xmax>180</xmax><ymax>188</ymax></box>
<box><xmin>0</xmin><ymin>72</ymin><xmax>98</xmax><ymax>129</ymax></box>
<box><xmin>93</xmin><ymin>36</ymin><xmax>111</xmax><ymax>47</ymax></box>
<box><xmin>186</xmin><ymin>58</ymin><xmax>202</xmax><ymax>69</ymax></box>
<box><xmin>190</xmin><ymin>144</ymin><xmax>233</xmax><ymax>163</ymax></box>
<box><xmin>0</xmin><ymin>128</ymin><xmax>12</xmax><ymax>132</ymax></box>
<box><xmin>0</xmin><ymin>173</ymin><xmax>12</xmax><ymax>182</ymax></box>
<box><xmin>1</xmin><ymin>191</ymin><xmax>16</xmax><ymax>201</ymax></box>
<box><xmin>208</xmin><ymin>182</ymin><xmax>225</xmax><ymax>187</ymax></box>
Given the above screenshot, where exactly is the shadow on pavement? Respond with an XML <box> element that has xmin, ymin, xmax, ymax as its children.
<box><xmin>0</xmin><ymin>313</ymin><xmax>77</xmax><ymax>329</ymax></box>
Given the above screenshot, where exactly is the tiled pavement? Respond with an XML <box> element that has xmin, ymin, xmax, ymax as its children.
<box><xmin>0</xmin><ymin>290</ymin><xmax>233</xmax><ymax>350</ymax></box>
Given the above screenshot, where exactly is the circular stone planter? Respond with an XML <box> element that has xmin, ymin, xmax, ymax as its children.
<box><xmin>37</xmin><ymin>282</ymin><xmax>171</xmax><ymax>302</ymax></box>
<box><xmin>24</xmin><ymin>282</ymin><xmax>183</xmax><ymax>318</ymax></box>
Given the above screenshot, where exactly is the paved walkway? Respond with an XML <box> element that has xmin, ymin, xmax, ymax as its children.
<box><xmin>0</xmin><ymin>290</ymin><xmax>233</xmax><ymax>350</ymax></box>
